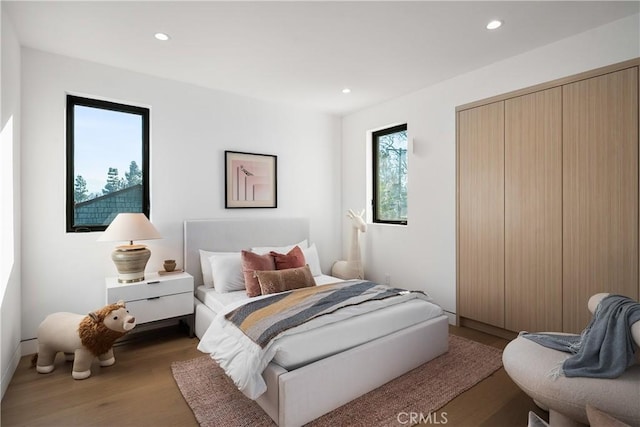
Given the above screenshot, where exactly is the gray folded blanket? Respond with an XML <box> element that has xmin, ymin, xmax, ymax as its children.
<box><xmin>522</xmin><ymin>294</ymin><xmax>640</xmax><ymax>379</ymax></box>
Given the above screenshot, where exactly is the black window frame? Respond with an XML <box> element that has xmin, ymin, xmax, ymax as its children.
<box><xmin>372</xmin><ymin>123</ymin><xmax>408</xmax><ymax>225</ymax></box>
<box><xmin>66</xmin><ymin>95</ymin><xmax>150</xmax><ymax>232</ymax></box>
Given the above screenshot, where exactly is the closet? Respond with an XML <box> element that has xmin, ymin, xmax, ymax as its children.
<box><xmin>456</xmin><ymin>59</ymin><xmax>639</xmax><ymax>335</ymax></box>
<box><xmin>458</xmin><ymin>102</ymin><xmax>505</xmax><ymax>328</ymax></box>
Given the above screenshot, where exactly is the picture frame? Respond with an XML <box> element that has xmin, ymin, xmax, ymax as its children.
<box><xmin>225</xmin><ymin>151</ymin><xmax>277</xmax><ymax>208</ymax></box>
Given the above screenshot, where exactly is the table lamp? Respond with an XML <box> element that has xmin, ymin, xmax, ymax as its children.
<box><xmin>98</xmin><ymin>213</ymin><xmax>162</xmax><ymax>283</ymax></box>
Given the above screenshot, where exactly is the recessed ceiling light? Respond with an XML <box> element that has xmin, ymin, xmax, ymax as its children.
<box><xmin>342</xmin><ymin>88</ymin><xmax>351</xmax><ymax>94</ymax></box>
<box><xmin>486</xmin><ymin>20</ymin><xmax>502</xmax><ymax>30</ymax></box>
<box><xmin>154</xmin><ymin>32</ymin><xmax>170</xmax><ymax>41</ymax></box>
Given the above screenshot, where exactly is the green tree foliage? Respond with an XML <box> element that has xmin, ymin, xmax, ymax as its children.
<box><xmin>74</xmin><ymin>175</ymin><xmax>89</xmax><ymax>203</ymax></box>
<box><xmin>102</xmin><ymin>167</ymin><xmax>123</xmax><ymax>194</ymax></box>
<box><xmin>125</xmin><ymin>161</ymin><xmax>142</xmax><ymax>187</ymax></box>
<box><xmin>377</xmin><ymin>131</ymin><xmax>407</xmax><ymax>221</ymax></box>
<box><xmin>98</xmin><ymin>162</ymin><xmax>142</xmax><ymax>196</ymax></box>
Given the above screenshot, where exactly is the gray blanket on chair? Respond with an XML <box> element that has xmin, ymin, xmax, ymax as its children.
<box><xmin>522</xmin><ymin>294</ymin><xmax>640</xmax><ymax>379</ymax></box>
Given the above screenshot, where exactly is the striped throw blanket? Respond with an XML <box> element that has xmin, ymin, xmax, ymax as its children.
<box><xmin>226</xmin><ymin>280</ymin><xmax>417</xmax><ymax>348</ymax></box>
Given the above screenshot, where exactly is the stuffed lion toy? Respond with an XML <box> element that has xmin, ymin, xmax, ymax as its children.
<box><xmin>32</xmin><ymin>301</ymin><xmax>136</xmax><ymax>379</ymax></box>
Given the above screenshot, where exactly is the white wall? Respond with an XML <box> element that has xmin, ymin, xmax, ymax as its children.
<box><xmin>1</xmin><ymin>7</ymin><xmax>22</xmax><ymax>398</ymax></box>
<box><xmin>341</xmin><ymin>14</ymin><xmax>640</xmax><ymax>318</ymax></box>
<box><xmin>20</xmin><ymin>48</ymin><xmax>342</xmax><ymax>341</ymax></box>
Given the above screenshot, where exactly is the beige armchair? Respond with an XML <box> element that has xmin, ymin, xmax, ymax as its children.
<box><xmin>502</xmin><ymin>293</ymin><xmax>640</xmax><ymax>427</ymax></box>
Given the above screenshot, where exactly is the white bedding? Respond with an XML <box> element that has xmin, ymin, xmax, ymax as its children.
<box><xmin>270</xmin><ymin>297</ymin><xmax>441</xmax><ymax>369</ymax></box>
<box><xmin>197</xmin><ymin>283</ymin><xmax>443</xmax><ymax>399</ymax></box>
<box><xmin>196</xmin><ymin>276</ymin><xmax>443</xmax><ymax>370</ymax></box>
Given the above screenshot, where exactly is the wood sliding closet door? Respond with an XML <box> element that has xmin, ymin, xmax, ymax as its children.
<box><xmin>458</xmin><ymin>101</ymin><xmax>505</xmax><ymax>328</ymax></box>
<box><xmin>505</xmin><ymin>88</ymin><xmax>562</xmax><ymax>332</ymax></box>
<box><xmin>563</xmin><ymin>67</ymin><xmax>639</xmax><ymax>333</ymax></box>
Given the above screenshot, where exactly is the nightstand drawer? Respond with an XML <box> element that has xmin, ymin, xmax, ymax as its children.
<box><xmin>125</xmin><ymin>292</ymin><xmax>193</xmax><ymax>324</ymax></box>
<box><xmin>107</xmin><ymin>274</ymin><xmax>192</xmax><ymax>302</ymax></box>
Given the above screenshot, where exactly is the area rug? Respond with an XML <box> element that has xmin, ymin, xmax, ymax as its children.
<box><xmin>171</xmin><ymin>335</ymin><xmax>503</xmax><ymax>427</ymax></box>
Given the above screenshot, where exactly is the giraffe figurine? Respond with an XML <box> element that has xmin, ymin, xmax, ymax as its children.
<box><xmin>332</xmin><ymin>209</ymin><xmax>367</xmax><ymax>280</ymax></box>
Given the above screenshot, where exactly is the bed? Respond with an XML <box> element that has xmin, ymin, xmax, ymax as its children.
<box><xmin>184</xmin><ymin>218</ymin><xmax>449</xmax><ymax>427</ymax></box>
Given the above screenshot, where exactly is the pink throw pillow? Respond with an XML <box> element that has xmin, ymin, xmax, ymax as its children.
<box><xmin>241</xmin><ymin>250</ymin><xmax>275</xmax><ymax>297</ymax></box>
<box><xmin>270</xmin><ymin>246</ymin><xmax>306</xmax><ymax>270</ymax></box>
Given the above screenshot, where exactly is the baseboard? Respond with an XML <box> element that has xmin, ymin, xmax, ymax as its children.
<box><xmin>1</xmin><ymin>342</ymin><xmax>23</xmax><ymax>400</ymax></box>
<box><xmin>459</xmin><ymin>317</ymin><xmax>518</xmax><ymax>340</ymax></box>
<box><xmin>21</xmin><ymin>338</ymin><xmax>37</xmax><ymax>356</ymax></box>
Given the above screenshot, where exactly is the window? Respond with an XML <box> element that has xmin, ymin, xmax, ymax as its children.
<box><xmin>66</xmin><ymin>95</ymin><xmax>150</xmax><ymax>232</ymax></box>
<box><xmin>372</xmin><ymin>124</ymin><xmax>408</xmax><ymax>225</ymax></box>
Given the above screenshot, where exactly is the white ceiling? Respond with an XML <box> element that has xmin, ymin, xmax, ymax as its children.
<box><xmin>4</xmin><ymin>1</ymin><xmax>639</xmax><ymax>115</ymax></box>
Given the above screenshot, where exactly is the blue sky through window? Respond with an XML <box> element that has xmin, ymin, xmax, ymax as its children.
<box><xmin>74</xmin><ymin>105</ymin><xmax>142</xmax><ymax>195</ymax></box>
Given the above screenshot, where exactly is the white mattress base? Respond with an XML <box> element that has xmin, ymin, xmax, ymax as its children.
<box><xmin>195</xmin><ymin>299</ymin><xmax>216</xmax><ymax>340</ymax></box>
<box><xmin>258</xmin><ymin>315</ymin><xmax>449</xmax><ymax>427</ymax></box>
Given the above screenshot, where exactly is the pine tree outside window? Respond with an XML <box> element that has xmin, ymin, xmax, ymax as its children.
<box><xmin>66</xmin><ymin>95</ymin><xmax>150</xmax><ymax>232</ymax></box>
<box><xmin>372</xmin><ymin>124</ymin><xmax>408</xmax><ymax>225</ymax></box>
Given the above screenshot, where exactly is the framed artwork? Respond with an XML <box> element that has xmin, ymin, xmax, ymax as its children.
<box><xmin>225</xmin><ymin>151</ymin><xmax>277</xmax><ymax>208</ymax></box>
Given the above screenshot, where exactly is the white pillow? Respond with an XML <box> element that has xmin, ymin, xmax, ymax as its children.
<box><xmin>199</xmin><ymin>250</ymin><xmax>237</xmax><ymax>288</ymax></box>
<box><xmin>199</xmin><ymin>250</ymin><xmax>217</xmax><ymax>287</ymax></box>
<box><xmin>209</xmin><ymin>253</ymin><xmax>245</xmax><ymax>293</ymax></box>
<box><xmin>302</xmin><ymin>243</ymin><xmax>322</xmax><ymax>276</ymax></box>
<box><xmin>251</xmin><ymin>239</ymin><xmax>308</xmax><ymax>255</ymax></box>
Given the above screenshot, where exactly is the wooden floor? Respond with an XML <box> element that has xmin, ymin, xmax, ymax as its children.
<box><xmin>1</xmin><ymin>325</ymin><xmax>547</xmax><ymax>427</ymax></box>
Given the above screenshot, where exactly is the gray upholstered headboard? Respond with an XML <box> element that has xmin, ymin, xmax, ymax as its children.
<box><xmin>184</xmin><ymin>218</ymin><xmax>309</xmax><ymax>288</ymax></box>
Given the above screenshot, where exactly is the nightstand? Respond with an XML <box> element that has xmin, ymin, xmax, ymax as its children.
<box><xmin>105</xmin><ymin>271</ymin><xmax>194</xmax><ymax>336</ymax></box>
